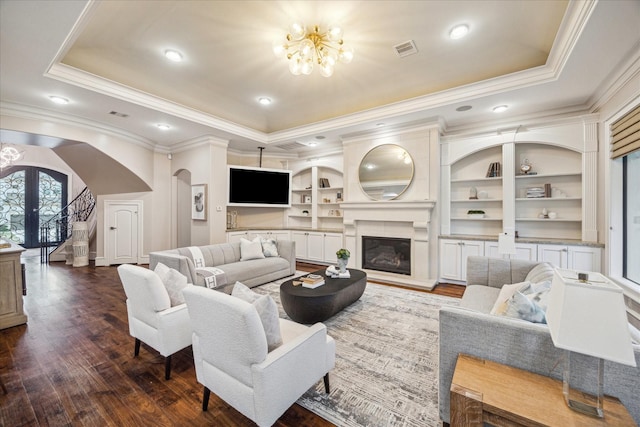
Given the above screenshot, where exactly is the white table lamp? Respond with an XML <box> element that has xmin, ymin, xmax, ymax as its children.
<box><xmin>546</xmin><ymin>268</ymin><xmax>636</xmax><ymax>418</ymax></box>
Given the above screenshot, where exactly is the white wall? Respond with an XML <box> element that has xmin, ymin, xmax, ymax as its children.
<box><xmin>171</xmin><ymin>137</ymin><xmax>229</xmax><ymax>246</ymax></box>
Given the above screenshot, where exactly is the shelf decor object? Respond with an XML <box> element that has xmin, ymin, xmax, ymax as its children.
<box><xmin>546</xmin><ymin>269</ymin><xmax>637</xmax><ymax>418</ymax></box>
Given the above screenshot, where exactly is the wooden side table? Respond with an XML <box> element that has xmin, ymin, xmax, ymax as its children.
<box><xmin>450</xmin><ymin>354</ymin><xmax>635</xmax><ymax>427</ymax></box>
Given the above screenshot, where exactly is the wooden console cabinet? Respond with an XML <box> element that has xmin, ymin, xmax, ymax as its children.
<box><xmin>0</xmin><ymin>242</ymin><xmax>27</xmax><ymax>329</ymax></box>
<box><xmin>450</xmin><ymin>354</ymin><xmax>634</xmax><ymax>426</ymax></box>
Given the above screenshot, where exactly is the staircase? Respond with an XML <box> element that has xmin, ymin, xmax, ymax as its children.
<box><xmin>40</xmin><ymin>187</ymin><xmax>96</xmax><ymax>264</ymax></box>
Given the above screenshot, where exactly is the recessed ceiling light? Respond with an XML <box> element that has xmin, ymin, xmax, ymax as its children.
<box><xmin>493</xmin><ymin>105</ymin><xmax>509</xmax><ymax>113</ymax></box>
<box><xmin>315</xmin><ymin>135</ymin><xmax>326</xmax><ymax>140</ymax></box>
<box><xmin>449</xmin><ymin>24</ymin><xmax>469</xmax><ymax>40</ymax></box>
<box><xmin>376</xmin><ymin>123</ymin><xmax>385</xmax><ymax>127</ymax></box>
<box><xmin>456</xmin><ymin>105</ymin><xmax>472</xmax><ymax>112</ymax></box>
<box><xmin>156</xmin><ymin>123</ymin><xmax>171</xmax><ymax>130</ymax></box>
<box><xmin>308</xmin><ymin>142</ymin><xmax>318</xmax><ymax>147</ymax></box>
<box><xmin>164</xmin><ymin>49</ymin><xmax>183</xmax><ymax>62</ymax></box>
<box><xmin>258</xmin><ymin>97</ymin><xmax>272</xmax><ymax>105</ymax></box>
<box><xmin>49</xmin><ymin>95</ymin><xmax>69</xmax><ymax>105</ymax></box>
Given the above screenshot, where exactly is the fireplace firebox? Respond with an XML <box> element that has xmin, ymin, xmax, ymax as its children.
<box><xmin>361</xmin><ymin>236</ymin><xmax>411</xmax><ymax>275</ymax></box>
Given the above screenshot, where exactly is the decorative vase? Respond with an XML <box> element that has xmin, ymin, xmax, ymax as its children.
<box><xmin>337</xmin><ymin>257</ymin><xmax>349</xmax><ymax>273</ymax></box>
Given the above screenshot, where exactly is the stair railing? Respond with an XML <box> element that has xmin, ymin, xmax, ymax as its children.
<box><xmin>40</xmin><ymin>187</ymin><xmax>96</xmax><ymax>263</ymax></box>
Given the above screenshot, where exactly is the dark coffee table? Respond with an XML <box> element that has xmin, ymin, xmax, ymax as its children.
<box><xmin>280</xmin><ymin>268</ymin><xmax>367</xmax><ymax>324</ymax></box>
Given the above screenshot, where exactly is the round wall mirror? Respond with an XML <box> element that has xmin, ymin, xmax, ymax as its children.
<box><xmin>359</xmin><ymin>144</ymin><xmax>414</xmax><ymax>200</ymax></box>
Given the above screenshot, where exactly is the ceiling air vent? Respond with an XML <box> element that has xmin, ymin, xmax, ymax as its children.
<box><xmin>394</xmin><ymin>40</ymin><xmax>418</xmax><ymax>57</ymax></box>
<box><xmin>275</xmin><ymin>141</ymin><xmax>308</xmax><ymax>151</ymax></box>
<box><xmin>109</xmin><ymin>111</ymin><xmax>129</xmax><ymax>118</ymax></box>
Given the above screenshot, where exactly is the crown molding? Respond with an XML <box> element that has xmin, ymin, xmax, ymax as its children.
<box><xmin>41</xmin><ymin>0</ymin><xmax>594</xmax><ymax>150</ymax></box>
<box><xmin>0</xmin><ymin>102</ymin><xmax>156</xmax><ymax>151</ymax></box>
<box><xmin>168</xmin><ymin>135</ymin><xmax>229</xmax><ymax>154</ymax></box>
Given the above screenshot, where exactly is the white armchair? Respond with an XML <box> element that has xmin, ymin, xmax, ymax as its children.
<box><xmin>182</xmin><ymin>286</ymin><xmax>335</xmax><ymax>427</ymax></box>
<box><xmin>117</xmin><ymin>264</ymin><xmax>192</xmax><ymax>380</ymax></box>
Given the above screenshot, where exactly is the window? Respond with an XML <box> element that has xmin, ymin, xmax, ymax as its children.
<box><xmin>623</xmin><ymin>151</ymin><xmax>640</xmax><ymax>285</ymax></box>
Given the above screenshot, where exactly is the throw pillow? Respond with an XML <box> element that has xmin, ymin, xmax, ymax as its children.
<box><xmin>525</xmin><ymin>262</ymin><xmax>555</xmax><ymax>284</ymax></box>
<box><xmin>260</xmin><ymin>236</ymin><xmax>279</xmax><ymax>257</ymax></box>
<box><xmin>504</xmin><ymin>291</ymin><xmax>547</xmax><ymax>323</ymax></box>
<box><xmin>240</xmin><ymin>237</ymin><xmax>266</xmax><ymax>261</ymax></box>
<box><xmin>154</xmin><ymin>262</ymin><xmax>189</xmax><ymax>307</ymax></box>
<box><xmin>490</xmin><ymin>281</ymin><xmax>531</xmax><ymax>316</ymax></box>
<box><xmin>232</xmin><ymin>282</ymin><xmax>282</xmax><ymax>351</ymax></box>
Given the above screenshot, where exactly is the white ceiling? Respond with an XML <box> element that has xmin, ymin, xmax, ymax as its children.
<box><xmin>1</xmin><ymin>0</ymin><xmax>639</xmax><ymax>157</ymax></box>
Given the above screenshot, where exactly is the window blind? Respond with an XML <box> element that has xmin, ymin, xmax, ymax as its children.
<box><xmin>611</xmin><ymin>104</ymin><xmax>640</xmax><ymax>159</ymax></box>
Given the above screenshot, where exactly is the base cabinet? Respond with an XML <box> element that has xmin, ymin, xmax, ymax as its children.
<box><xmin>440</xmin><ymin>239</ymin><xmax>484</xmax><ymax>282</ymax></box>
<box><xmin>227</xmin><ymin>230</ymin><xmax>291</xmax><ymax>244</ymax></box>
<box><xmin>292</xmin><ymin>231</ymin><xmax>343</xmax><ymax>264</ymax></box>
<box><xmin>537</xmin><ymin>244</ymin><xmax>601</xmax><ymax>272</ymax></box>
<box><xmin>440</xmin><ymin>238</ymin><xmax>602</xmax><ymax>284</ymax></box>
<box><xmin>1</xmin><ymin>244</ymin><xmax>27</xmax><ymax>330</ymax></box>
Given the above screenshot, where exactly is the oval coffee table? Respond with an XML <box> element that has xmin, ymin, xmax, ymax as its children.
<box><xmin>280</xmin><ymin>268</ymin><xmax>367</xmax><ymax>324</ymax></box>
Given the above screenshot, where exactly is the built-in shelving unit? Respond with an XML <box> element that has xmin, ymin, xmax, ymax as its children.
<box><xmin>287</xmin><ymin>166</ymin><xmax>344</xmax><ymax>231</ymax></box>
<box><xmin>448</xmin><ymin>146</ymin><xmax>504</xmax><ymax>236</ymax></box>
<box><xmin>441</xmin><ymin>117</ymin><xmax>599</xmax><ymax>243</ymax></box>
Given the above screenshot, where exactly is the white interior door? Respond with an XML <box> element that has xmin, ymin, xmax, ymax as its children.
<box><xmin>106</xmin><ymin>201</ymin><xmax>142</xmax><ymax>265</ymax></box>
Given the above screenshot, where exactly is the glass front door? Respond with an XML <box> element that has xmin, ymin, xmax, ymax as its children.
<box><xmin>1</xmin><ymin>166</ymin><xmax>67</xmax><ymax>248</ymax></box>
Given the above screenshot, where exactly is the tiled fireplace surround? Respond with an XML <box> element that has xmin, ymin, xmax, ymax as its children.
<box><xmin>341</xmin><ymin>201</ymin><xmax>436</xmax><ymax>290</ymax></box>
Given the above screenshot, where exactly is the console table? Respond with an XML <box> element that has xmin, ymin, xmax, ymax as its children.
<box><xmin>450</xmin><ymin>354</ymin><xmax>634</xmax><ymax>427</ymax></box>
<box><xmin>0</xmin><ymin>242</ymin><xmax>27</xmax><ymax>330</ymax></box>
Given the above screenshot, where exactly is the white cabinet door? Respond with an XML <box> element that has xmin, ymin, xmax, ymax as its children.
<box><xmin>538</xmin><ymin>244</ymin><xmax>568</xmax><ymax>268</ymax></box>
<box><xmin>227</xmin><ymin>231</ymin><xmax>249</xmax><ymax>243</ymax></box>
<box><xmin>440</xmin><ymin>239</ymin><xmax>483</xmax><ymax>281</ymax></box>
<box><xmin>512</xmin><ymin>243</ymin><xmax>538</xmax><ymax>261</ymax></box>
<box><xmin>323</xmin><ymin>233</ymin><xmax>343</xmax><ymax>263</ymax></box>
<box><xmin>440</xmin><ymin>240</ymin><xmax>463</xmax><ymax>281</ymax></box>
<box><xmin>306</xmin><ymin>232</ymin><xmax>325</xmax><ymax>262</ymax></box>
<box><xmin>484</xmin><ymin>241</ymin><xmax>502</xmax><ymax>259</ymax></box>
<box><xmin>460</xmin><ymin>240</ymin><xmax>484</xmax><ymax>280</ymax></box>
<box><xmin>270</xmin><ymin>230</ymin><xmax>291</xmax><ymax>241</ymax></box>
<box><xmin>568</xmin><ymin>246</ymin><xmax>601</xmax><ymax>272</ymax></box>
<box><xmin>291</xmin><ymin>231</ymin><xmax>308</xmax><ymax>259</ymax></box>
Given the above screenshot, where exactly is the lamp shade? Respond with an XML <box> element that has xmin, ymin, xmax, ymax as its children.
<box><xmin>546</xmin><ymin>268</ymin><xmax>636</xmax><ymax>366</ymax></box>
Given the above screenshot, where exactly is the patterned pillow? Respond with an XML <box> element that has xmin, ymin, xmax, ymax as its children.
<box><xmin>504</xmin><ymin>291</ymin><xmax>547</xmax><ymax>323</ymax></box>
<box><xmin>260</xmin><ymin>236</ymin><xmax>279</xmax><ymax>257</ymax></box>
<box><xmin>154</xmin><ymin>262</ymin><xmax>189</xmax><ymax>307</ymax></box>
<box><xmin>232</xmin><ymin>282</ymin><xmax>282</xmax><ymax>351</ymax></box>
<box><xmin>490</xmin><ymin>281</ymin><xmax>531</xmax><ymax>316</ymax></box>
<box><xmin>240</xmin><ymin>237</ymin><xmax>266</xmax><ymax>261</ymax></box>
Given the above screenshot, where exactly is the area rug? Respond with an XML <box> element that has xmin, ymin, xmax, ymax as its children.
<box><xmin>254</xmin><ymin>276</ymin><xmax>459</xmax><ymax>427</ymax></box>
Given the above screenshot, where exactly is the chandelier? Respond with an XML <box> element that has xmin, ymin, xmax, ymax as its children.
<box><xmin>272</xmin><ymin>23</ymin><xmax>354</xmax><ymax>77</ymax></box>
<box><xmin>0</xmin><ymin>144</ymin><xmax>22</xmax><ymax>169</ymax></box>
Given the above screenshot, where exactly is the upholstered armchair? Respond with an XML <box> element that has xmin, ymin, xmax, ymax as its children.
<box><xmin>182</xmin><ymin>286</ymin><xmax>335</xmax><ymax>427</ymax></box>
<box><xmin>117</xmin><ymin>264</ymin><xmax>192</xmax><ymax>380</ymax></box>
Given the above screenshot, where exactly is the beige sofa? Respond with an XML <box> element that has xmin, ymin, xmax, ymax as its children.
<box><xmin>149</xmin><ymin>240</ymin><xmax>296</xmax><ymax>293</ymax></box>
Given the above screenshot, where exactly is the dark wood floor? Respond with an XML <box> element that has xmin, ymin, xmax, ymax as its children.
<box><xmin>1</xmin><ymin>257</ymin><xmax>464</xmax><ymax>427</ymax></box>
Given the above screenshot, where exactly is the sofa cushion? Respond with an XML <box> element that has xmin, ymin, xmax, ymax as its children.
<box><xmin>154</xmin><ymin>262</ymin><xmax>189</xmax><ymax>307</ymax></box>
<box><xmin>232</xmin><ymin>281</ymin><xmax>283</xmax><ymax>351</ymax></box>
<box><xmin>220</xmin><ymin>256</ymin><xmax>291</xmax><ymax>285</ymax></box>
<box><xmin>460</xmin><ymin>285</ymin><xmax>501</xmax><ymax>313</ymax></box>
<box><xmin>240</xmin><ymin>237</ymin><xmax>266</xmax><ymax>261</ymax></box>
<box><xmin>525</xmin><ymin>262</ymin><xmax>554</xmax><ymax>283</ymax></box>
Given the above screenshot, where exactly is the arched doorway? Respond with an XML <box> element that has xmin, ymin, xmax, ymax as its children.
<box><xmin>0</xmin><ymin>166</ymin><xmax>68</xmax><ymax>248</ymax></box>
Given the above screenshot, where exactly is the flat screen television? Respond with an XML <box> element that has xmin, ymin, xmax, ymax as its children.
<box><xmin>228</xmin><ymin>166</ymin><xmax>292</xmax><ymax>208</ymax></box>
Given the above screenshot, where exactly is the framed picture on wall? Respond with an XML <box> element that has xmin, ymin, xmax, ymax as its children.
<box><xmin>191</xmin><ymin>184</ymin><xmax>207</xmax><ymax>220</ymax></box>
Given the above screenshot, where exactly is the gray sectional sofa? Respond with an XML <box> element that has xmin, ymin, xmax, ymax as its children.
<box><xmin>439</xmin><ymin>256</ymin><xmax>640</xmax><ymax>425</ymax></box>
<box><xmin>149</xmin><ymin>240</ymin><xmax>296</xmax><ymax>293</ymax></box>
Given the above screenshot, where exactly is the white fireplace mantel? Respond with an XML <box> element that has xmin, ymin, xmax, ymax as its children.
<box><xmin>341</xmin><ymin>200</ymin><xmax>437</xmax><ymax>290</ymax></box>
